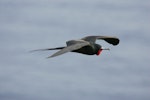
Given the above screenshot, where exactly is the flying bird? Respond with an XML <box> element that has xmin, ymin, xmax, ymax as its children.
<box><xmin>32</xmin><ymin>36</ymin><xmax>119</xmax><ymax>58</ymax></box>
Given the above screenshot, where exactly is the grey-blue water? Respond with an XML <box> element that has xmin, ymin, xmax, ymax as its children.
<box><xmin>0</xmin><ymin>0</ymin><xmax>150</xmax><ymax>100</ymax></box>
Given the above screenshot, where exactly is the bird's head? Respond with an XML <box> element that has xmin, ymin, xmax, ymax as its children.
<box><xmin>95</xmin><ymin>44</ymin><xmax>110</xmax><ymax>55</ymax></box>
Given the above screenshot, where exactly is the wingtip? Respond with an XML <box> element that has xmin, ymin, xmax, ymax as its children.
<box><xmin>46</xmin><ymin>55</ymin><xmax>57</xmax><ymax>58</ymax></box>
<box><xmin>46</xmin><ymin>56</ymin><xmax>53</xmax><ymax>59</ymax></box>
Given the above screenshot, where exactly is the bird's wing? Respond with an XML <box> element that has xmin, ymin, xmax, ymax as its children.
<box><xmin>66</xmin><ymin>39</ymin><xmax>87</xmax><ymax>46</ymax></box>
<box><xmin>48</xmin><ymin>41</ymin><xmax>90</xmax><ymax>58</ymax></box>
<box><xmin>82</xmin><ymin>36</ymin><xmax>119</xmax><ymax>46</ymax></box>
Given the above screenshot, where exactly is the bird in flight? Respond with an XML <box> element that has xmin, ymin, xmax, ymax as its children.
<box><xmin>32</xmin><ymin>36</ymin><xmax>119</xmax><ymax>58</ymax></box>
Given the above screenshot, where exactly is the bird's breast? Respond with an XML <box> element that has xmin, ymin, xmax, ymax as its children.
<box><xmin>72</xmin><ymin>45</ymin><xmax>96</xmax><ymax>55</ymax></box>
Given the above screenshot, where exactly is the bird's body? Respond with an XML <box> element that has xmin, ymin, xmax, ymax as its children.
<box><xmin>72</xmin><ymin>43</ymin><xmax>101</xmax><ymax>55</ymax></box>
<box><xmin>32</xmin><ymin>36</ymin><xmax>119</xmax><ymax>58</ymax></box>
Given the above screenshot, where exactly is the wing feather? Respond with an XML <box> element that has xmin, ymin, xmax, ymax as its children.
<box><xmin>82</xmin><ymin>36</ymin><xmax>119</xmax><ymax>45</ymax></box>
<box><xmin>48</xmin><ymin>42</ymin><xmax>89</xmax><ymax>58</ymax></box>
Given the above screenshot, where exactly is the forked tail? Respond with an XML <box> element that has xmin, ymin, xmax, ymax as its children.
<box><xmin>30</xmin><ymin>46</ymin><xmax>66</xmax><ymax>52</ymax></box>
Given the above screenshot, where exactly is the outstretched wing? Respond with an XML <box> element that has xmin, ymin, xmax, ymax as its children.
<box><xmin>82</xmin><ymin>36</ymin><xmax>119</xmax><ymax>45</ymax></box>
<box><xmin>48</xmin><ymin>41</ymin><xmax>90</xmax><ymax>58</ymax></box>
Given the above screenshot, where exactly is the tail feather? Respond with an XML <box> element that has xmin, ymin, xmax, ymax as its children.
<box><xmin>30</xmin><ymin>46</ymin><xmax>66</xmax><ymax>52</ymax></box>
